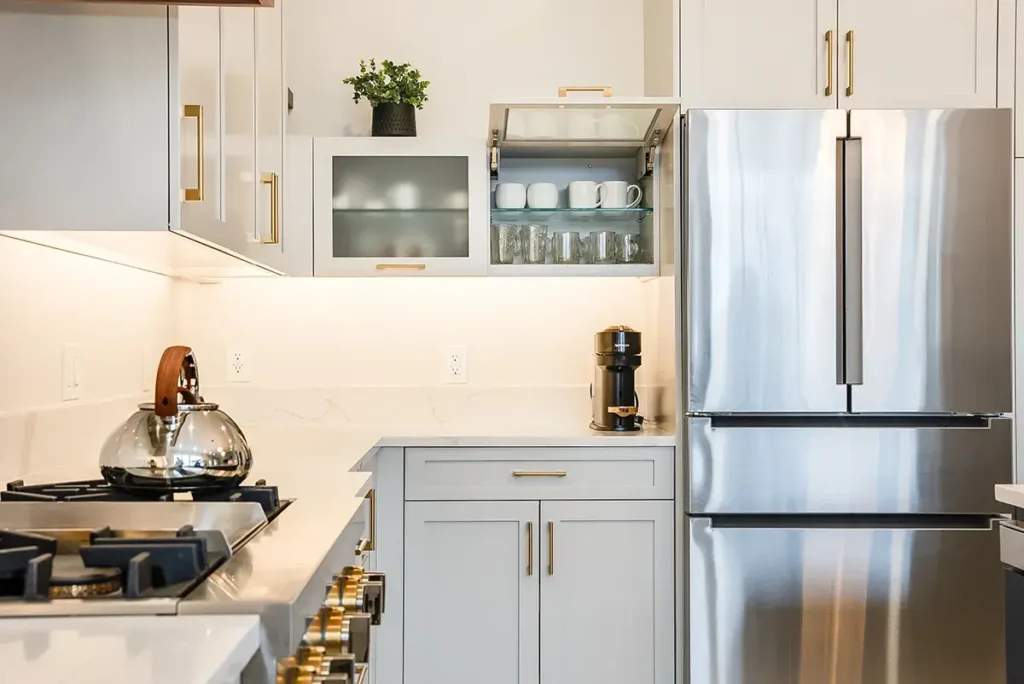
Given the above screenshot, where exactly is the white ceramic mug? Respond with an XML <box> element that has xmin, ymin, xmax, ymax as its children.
<box><xmin>601</xmin><ymin>181</ymin><xmax>642</xmax><ymax>209</ymax></box>
<box><xmin>527</xmin><ymin>183</ymin><xmax>558</xmax><ymax>209</ymax></box>
<box><xmin>494</xmin><ymin>183</ymin><xmax>527</xmax><ymax>209</ymax></box>
<box><xmin>568</xmin><ymin>181</ymin><xmax>607</xmax><ymax>209</ymax></box>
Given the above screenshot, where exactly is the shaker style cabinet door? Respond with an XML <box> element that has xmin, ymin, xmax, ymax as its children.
<box><xmin>176</xmin><ymin>6</ymin><xmax>223</xmax><ymax>241</ymax></box>
<box><xmin>218</xmin><ymin>7</ymin><xmax>258</xmax><ymax>257</ymax></box>
<box><xmin>838</xmin><ymin>0</ymin><xmax>998</xmax><ymax>108</ymax></box>
<box><xmin>404</xmin><ymin>502</ymin><xmax>540</xmax><ymax>684</ymax></box>
<box><xmin>679</xmin><ymin>0</ymin><xmax>838</xmax><ymax>108</ymax></box>
<box><xmin>247</xmin><ymin>0</ymin><xmax>289</xmax><ymax>272</ymax></box>
<box><xmin>540</xmin><ymin>500</ymin><xmax>673</xmax><ymax>684</ymax></box>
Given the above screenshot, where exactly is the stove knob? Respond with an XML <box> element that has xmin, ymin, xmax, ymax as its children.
<box><xmin>275</xmin><ymin>663</ymin><xmax>316</xmax><ymax>684</ymax></box>
<box><xmin>325</xmin><ymin>576</ymin><xmax>366</xmax><ymax>613</ymax></box>
<box><xmin>363</xmin><ymin>571</ymin><xmax>386</xmax><ymax>622</ymax></box>
<box><xmin>303</xmin><ymin>606</ymin><xmax>372</xmax><ymax>663</ymax></box>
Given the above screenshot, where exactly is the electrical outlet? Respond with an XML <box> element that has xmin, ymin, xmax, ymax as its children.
<box><xmin>226</xmin><ymin>350</ymin><xmax>251</xmax><ymax>383</ymax></box>
<box><xmin>62</xmin><ymin>343</ymin><xmax>82</xmax><ymax>401</ymax></box>
<box><xmin>444</xmin><ymin>345</ymin><xmax>468</xmax><ymax>384</ymax></box>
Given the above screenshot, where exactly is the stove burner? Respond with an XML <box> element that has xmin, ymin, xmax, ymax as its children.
<box><xmin>2</xmin><ymin>479</ymin><xmax>283</xmax><ymax>516</ymax></box>
<box><xmin>48</xmin><ymin>558</ymin><xmax>121</xmax><ymax>598</ymax></box>
<box><xmin>0</xmin><ymin>525</ymin><xmax>229</xmax><ymax>601</ymax></box>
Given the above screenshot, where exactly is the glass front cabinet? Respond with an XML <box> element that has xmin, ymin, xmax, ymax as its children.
<box><xmin>313</xmin><ymin>137</ymin><xmax>488</xmax><ymax>276</ymax></box>
<box><xmin>487</xmin><ymin>95</ymin><xmax>680</xmax><ymax>276</ymax></box>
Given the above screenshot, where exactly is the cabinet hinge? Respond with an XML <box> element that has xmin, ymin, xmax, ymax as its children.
<box><xmin>644</xmin><ymin>147</ymin><xmax>655</xmax><ymax>176</ymax></box>
<box><xmin>490</xmin><ymin>129</ymin><xmax>499</xmax><ymax>177</ymax></box>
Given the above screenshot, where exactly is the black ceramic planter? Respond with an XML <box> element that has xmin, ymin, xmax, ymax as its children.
<box><xmin>371</xmin><ymin>103</ymin><xmax>417</xmax><ymax>137</ymax></box>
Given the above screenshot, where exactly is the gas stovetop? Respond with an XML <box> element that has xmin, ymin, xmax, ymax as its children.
<box><xmin>0</xmin><ymin>489</ymin><xmax>275</xmax><ymax>616</ymax></box>
<box><xmin>2</xmin><ymin>479</ymin><xmax>285</xmax><ymax>518</ymax></box>
<box><xmin>0</xmin><ymin>524</ymin><xmax>231</xmax><ymax>602</ymax></box>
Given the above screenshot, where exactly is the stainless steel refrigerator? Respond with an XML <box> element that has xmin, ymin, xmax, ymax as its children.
<box><xmin>683</xmin><ymin>109</ymin><xmax>1013</xmax><ymax>684</ymax></box>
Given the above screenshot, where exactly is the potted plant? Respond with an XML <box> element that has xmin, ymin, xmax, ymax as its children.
<box><xmin>343</xmin><ymin>59</ymin><xmax>430</xmax><ymax>137</ymax></box>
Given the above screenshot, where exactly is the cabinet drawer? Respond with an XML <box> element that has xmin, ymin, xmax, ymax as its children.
<box><xmin>405</xmin><ymin>447</ymin><xmax>673</xmax><ymax>500</ymax></box>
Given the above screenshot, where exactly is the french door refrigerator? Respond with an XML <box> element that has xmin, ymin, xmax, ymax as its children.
<box><xmin>683</xmin><ymin>109</ymin><xmax>1012</xmax><ymax>684</ymax></box>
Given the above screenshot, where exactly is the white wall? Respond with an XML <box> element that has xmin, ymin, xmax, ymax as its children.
<box><xmin>178</xmin><ymin>276</ymin><xmax>652</xmax><ymax>389</ymax></box>
<box><xmin>0</xmin><ymin>236</ymin><xmax>176</xmax><ymax>480</ymax></box>
<box><xmin>285</xmin><ymin>0</ymin><xmax>649</xmax><ymax>138</ymax></box>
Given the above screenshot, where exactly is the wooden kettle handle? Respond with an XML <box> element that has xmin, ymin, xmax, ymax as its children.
<box><xmin>155</xmin><ymin>345</ymin><xmax>193</xmax><ymax>418</ymax></box>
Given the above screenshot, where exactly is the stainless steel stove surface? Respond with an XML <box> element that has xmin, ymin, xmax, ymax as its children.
<box><xmin>3</xmin><ymin>478</ymin><xmax>286</xmax><ymax>518</ymax></box>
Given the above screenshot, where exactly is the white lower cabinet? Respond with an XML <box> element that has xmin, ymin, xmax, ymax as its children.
<box><xmin>404</xmin><ymin>501</ymin><xmax>540</xmax><ymax>684</ymax></box>
<box><xmin>540</xmin><ymin>500</ymin><xmax>674</xmax><ymax>684</ymax></box>
<box><xmin>403</xmin><ymin>497</ymin><xmax>673</xmax><ymax>684</ymax></box>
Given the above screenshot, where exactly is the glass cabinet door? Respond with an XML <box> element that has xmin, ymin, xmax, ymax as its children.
<box><xmin>313</xmin><ymin>137</ymin><xmax>487</xmax><ymax>276</ymax></box>
<box><xmin>489</xmin><ymin>97</ymin><xmax>679</xmax><ymax>149</ymax></box>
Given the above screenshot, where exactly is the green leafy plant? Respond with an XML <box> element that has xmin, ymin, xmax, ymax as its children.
<box><xmin>343</xmin><ymin>59</ymin><xmax>430</xmax><ymax>110</ymax></box>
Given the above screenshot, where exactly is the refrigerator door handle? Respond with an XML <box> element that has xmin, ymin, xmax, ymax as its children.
<box><xmin>836</xmin><ymin>137</ymin><xmax>864</xmax><ymax>385</ymax></box>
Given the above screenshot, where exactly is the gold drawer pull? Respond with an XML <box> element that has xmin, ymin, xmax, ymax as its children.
<box><xmin>547</xmin><ymin>521</ymin><xmax>554</xmax><ymax>575</ymax></box>
<box><xmin>526</xmin><ymin>521</ymin><xmax>533</xmax><ymax>576</ymax></box>
<box><xmin>183</xmin><ymin>104</ymin><xmax>204</xmax><ymax>202</ymax></box>
<box><xmin>260</xmin><ymin>172</ymin><xmax>280</xmax><ymax>245</ymax></box>
<box><xmin>376</xmin><ymin>263</ymin><xmax>426</xmax><ymax>271</ymax></box>
<box><xmin>846</xmin><ymin>30</ymin><xmax>855</xmax><ymax>96</ymax></box>
<box><xmin>513</xmin><ymin>470</ymin><xmax>567</xmax><ymax>478</ymax></box>
<box><xmin>825</xmin><ymin>30</ymin><xmax>834</xmax><ymax>96</ymax></box>
<box><xmin>354</xmin><ymin>538</ymin><xmax>370</xmax><ymax>556</ymax></box>
<box><xmin>366</xmin><ymin>489</ymin><xmax>375</xmax><ymax>551</ymax></box>
<box><xmin>558</xmin><ymin>85</ymin><xmax>612</xmax><ymax>98</ymax></box>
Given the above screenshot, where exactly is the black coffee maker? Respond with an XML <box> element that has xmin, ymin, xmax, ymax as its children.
<box><xmin>590</xmin><ymin>326</ymin><xmax>642</xmax><ymax>432</ymax></box>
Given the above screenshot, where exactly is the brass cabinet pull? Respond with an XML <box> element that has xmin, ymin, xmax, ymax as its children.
<box><xmin>183</xmin><ymin>104</ymin><xmax>204</xmax><ymax>202</ymax></box>
<box><xmin>557</xmin><ymin>85</ymin><xmax>613</xmax><ymax>98</ymax></box>
<box><xmin>845</xmin><ymin>30</ymin><xmax>854</xmax><ymax>96</ymax></box>
<box><xmin>513</xmin><ymin>470</ymin><xmax>567</xmax><ymax>478</ymax></box>
<box><xmin>375</xmin><ymin>263</ymin><xmax>426</xmax><ymax>271</ymax></box>
<box><xmin>547</xmin><ymin>521</ymin><xmax>554</xmax><ymax>575</ymax></box>
<box><xmin>526</xmin><ymin>521</ymin><xmax>533</xmax><ymax>576</ymax></box>
<box><xmin>366</xmin><ymin>489</ymin><xmax>376</xmax><ymax>551</ymax></box>
<box><xmin>825</xmin><ymin>30</ymin><xmax>834</xmax><ymax>96</ymax></box>
<box><xmin>260</xmin><ymin>172</ymin><xmax>280</xmax><ymax>245</ymax></box>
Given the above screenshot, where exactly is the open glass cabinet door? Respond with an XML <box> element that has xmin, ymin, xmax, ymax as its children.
<box><xmin>489</xmin><ymin>90</ymin><xmax>679</xmax><ymax>150</ymax></box>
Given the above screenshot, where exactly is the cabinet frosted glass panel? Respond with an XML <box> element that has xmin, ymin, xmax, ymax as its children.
<box><xmin>331</xmin><ymin>156</ymin><xmax>469</xmax><ymax>259</ymax></box>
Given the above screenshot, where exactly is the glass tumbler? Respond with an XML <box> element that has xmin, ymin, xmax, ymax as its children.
<box><xmin>616</xmin><ymin>233</ymin><xmax>643</xmax><ymax>263</ymax></box>
<box><xmin>551</xmin><ymin>231</ymin><xmax>586</xmax><ymax>264</ymax></box>
<box><xmin>520</xmin><ymin>224</ymin><xmax>550</xmax><ymax>264</ymax></box>
<box><xmin>491</xmin><ymin>223</ymin><xmax>520</xmax><ymax>264</ymax></box>
<box><xmin>586</xmin><ymin>230</ymin><xmax>618</xmax><ymax>264</ymax></box>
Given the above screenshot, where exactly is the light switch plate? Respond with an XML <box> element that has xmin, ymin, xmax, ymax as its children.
<box><xmin>62</xmin><ymin>343</ymin><xmax>82</xmax><ymax>401</ymax></box>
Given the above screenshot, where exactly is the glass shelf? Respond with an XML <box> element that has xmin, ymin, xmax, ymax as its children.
<box><xmin>490</xmin><ymin>207</ymin><xmax>653</xmax><ymax>223</ymax></box>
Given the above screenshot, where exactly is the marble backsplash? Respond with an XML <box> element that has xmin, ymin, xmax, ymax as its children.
<box><xmin>0</xmin><ymin>386</ymin><xmax>663</xmax><ymax>482</ymax></box>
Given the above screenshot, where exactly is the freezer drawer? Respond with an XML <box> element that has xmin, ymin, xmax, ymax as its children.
<box><xmin>688</xmin><ymin>517</ymin><xmax>1005</xmax><ymax>684</ymax></box>
<box><xmin>687</xmin><ymin>417</ymin><xmax>1012</xmax><ymax>514</ymax></box>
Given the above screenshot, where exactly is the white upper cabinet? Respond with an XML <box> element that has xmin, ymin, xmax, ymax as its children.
<box><xmin>0</xmin><ymin>4</ymin><xmax>171</xmax><ymax>233</ymax></box>
<box><xmin>312</xmin><ymin>136</ymin><xmax>488</xmax><ymax>276</ymax></box>
<box><xmin>838</xmin><ymin>0</ymin><xmax>998</xmax><ymax>109</ymax></box>
<box><xmin>680</xmin><ymin>0</ymin><xmax>838</xmax><ymax>108</ymax></box>
<box><xmin>0</xmin><ymin>3</ymin><xmax>279</xmax><ymax>276</ymax></box>
<box><xmin>680</xmin><ymin>0</ymin><xmax>999</xmax><ymax>111</ymax></box>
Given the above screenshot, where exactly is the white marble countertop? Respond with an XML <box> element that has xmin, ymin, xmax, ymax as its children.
<box><xmin>0</xmin><ymin>614</ymin><xmax>259</xmax><ymax>684</ymax></box>
<box><xmin>995</xmin><ymin>484</ymin><xmax>1024</xmax><ymax>508</ymax></box>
